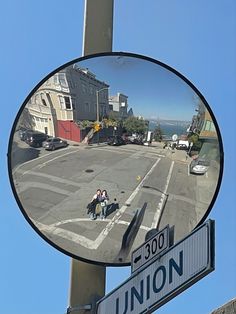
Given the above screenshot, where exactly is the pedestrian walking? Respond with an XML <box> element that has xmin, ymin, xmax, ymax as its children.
<box><xmin>100</xmin><ymin>190</ymin><xmax>109</xmax><ymax>219</ymax></box>
<box><xmin>87</xmin><ymin>189</ymin><xmax>102</xmax><ymax>220</ymax></box>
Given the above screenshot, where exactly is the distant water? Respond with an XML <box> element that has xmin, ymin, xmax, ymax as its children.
<box><xmin>160</xmin><ymin>124</ymin><xmax>188</xmax><ymax>138</ymax></box>
<box><xmin>149</xmin><ymin>122</ymin><xmax>189</xmax><ymax>140</ymax></box>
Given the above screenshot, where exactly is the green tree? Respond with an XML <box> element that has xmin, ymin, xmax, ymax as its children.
<box><xmin>123</xmin><ymin>116</ymin><xmax>147</xmax><ymax>134</ymax></box>
<box><xmin>188</xmin><ymin>134</ymin><xmax>202</xmax><ymax>149</ymax></box>
<box><xmin>153</xmin><ymin>123</ymin><xmax>163</xmax><ymax>141</ymax></box>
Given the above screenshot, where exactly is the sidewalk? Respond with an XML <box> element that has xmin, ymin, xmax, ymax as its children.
<box><xmin>66</xmin><ymin>139</ymin><xmax>108</xmax><ymax>149</ymax></box>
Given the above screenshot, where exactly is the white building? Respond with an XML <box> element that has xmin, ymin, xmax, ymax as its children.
<box><xmin>109</xmin><ymin>93</ymin><xmax>128</xmax><ymax>119</ymax></box>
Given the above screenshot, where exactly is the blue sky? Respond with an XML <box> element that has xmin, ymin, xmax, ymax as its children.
<box><xmin>78</xmin><ymin>54</ymin><xmax>198</xmax><ymax>120</ymax></box>
<box><xmin>1</xmin><ymin>1</ymin><xmax>236</xmax><ymax>314</ymax></box>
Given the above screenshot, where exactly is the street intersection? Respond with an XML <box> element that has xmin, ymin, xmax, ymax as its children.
<box><xmin>11</xmin><ymin>136</ymin><xmax>217</xmax><ymax>265</ymax></box>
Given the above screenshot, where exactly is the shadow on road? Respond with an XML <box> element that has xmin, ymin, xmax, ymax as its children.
<box><xmin>106</xmin><ymin>202</ymin><xmax>119</xmax><ymax>217</ymax></box>
<box><xmin>11</xmin><ymin>140</ymin><xmax>41</xmax><ymax>169</ymax></box>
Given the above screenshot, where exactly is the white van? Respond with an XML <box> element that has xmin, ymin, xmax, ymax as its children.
<box><xmin>176</xmin><ymin>140</ymin><xmax>189</xmax><ymax>150</ymax></box>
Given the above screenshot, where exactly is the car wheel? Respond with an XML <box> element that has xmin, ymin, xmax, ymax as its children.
<box><xmin>51</xmin><ymin>145</ymin><xmax>55</xmax><ymax>150</ymax></box>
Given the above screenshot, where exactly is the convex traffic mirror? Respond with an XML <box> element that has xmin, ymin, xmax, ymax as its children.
<box><xmin>8</xmin><ymin>52</ymin><xmax>223</xmax><ymax>266</ymax></box>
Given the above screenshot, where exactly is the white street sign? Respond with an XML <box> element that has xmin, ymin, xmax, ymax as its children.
<box><xmin>96</xmin><ymin>220</ymin><xmax>214</xmax><ymax>314</ymax></box>
<box><xmin>131</xmin><ymin>226</ymin><xmax>169</xmax><ymax>273</ymax></box>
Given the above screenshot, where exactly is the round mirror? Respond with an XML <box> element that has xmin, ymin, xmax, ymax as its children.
<box><xmin>8</xmin><ymin>52</ymin><xmax>223</xmax><ymax>266</ymax></box>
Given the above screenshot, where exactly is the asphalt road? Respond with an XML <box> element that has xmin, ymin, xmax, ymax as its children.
<box><xmin>10</xmin><ymin>135</ymin><xmax>217</xmax><ymax>265</ymax></box>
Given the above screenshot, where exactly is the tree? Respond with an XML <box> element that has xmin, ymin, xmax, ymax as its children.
<box><xmin>153</xmin><ymin>123</ymin><xmax>163</xmax><ymax>141</ymax></box>
<box><xmin>123</xmin><ymin>116</ymin><xmax>147</xmax><ymax>135</ymax></box>
<box><xmin>188</xmin><ymin>134</ymin><xmax>202</xmax><ymax>149</ymax></box>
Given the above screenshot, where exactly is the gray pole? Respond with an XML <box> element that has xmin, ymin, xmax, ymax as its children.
<box><xmin>82</xmin><ymin>0</ymin><xmax>114</xmax><ymax>55</ymax></box>
<box><xmin>96</xmin><ymin>90</ymin><xmax>99</xmax><ymax>122</ymax></box>
<box><xmin>96</xmin><ymin>90</ymin><xmax>100</xmax><ymax>145</ymax></box>
<box><xmin>68</xmin><ymin>1</ymin><xmax>114</xmax><ymax>313</ymax></box>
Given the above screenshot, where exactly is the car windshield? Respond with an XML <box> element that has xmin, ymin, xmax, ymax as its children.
<box><xmin>198</xmin><ymin>160</ymin><xmax>209</xmax><ymax>166</ymax></box>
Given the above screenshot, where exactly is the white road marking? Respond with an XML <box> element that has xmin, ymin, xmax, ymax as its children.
<box><xmin>33</xmin><ymin>220</ymin><xmax>98</xmax><ymax>249</ymax></box>
<box><xmin>16</xmin><ymin>181</ymin><xmax>73</xmax><ymax>196</ymax></box>
<box><xmin>72</xmin><ymin>157</ymin><xmax>160</xmax><ymax>248</ymax></box>
<box><xmin>92</xmin><ymin>147</ymin><xmax>133</xmax><ymax>155</ymax></box>
<box><xmin>15</xmin><ymin>169</ymin><xmax>82</xmax><ymax>187</ymax></box>
<box><xmin>52</xmin><ymin>217</ymin><xmax>149</xmax><ymax>230</ymax></box>
<box><xmin>37</xmin><ymin>150</ymin><xmax>79</xmax><ymax>168</ymax></box>
<box><xmin>151</xmin><ymin>160</ymin><xmax>175</xmax><ymax>229</ymax></box>
<box><xmin>12</xmin><ymin>147</ymin><xmax>79</xmax><ymax>175</ymax></box>
<box><xmin>33</xmin><ymin>217</ymin><xmax>150</xmax><ymax>250</ymax></box>
<box><xmin>93</xmin><ymin>145</ymin><xmax>165</xmax><ymax>157</ymax></box>
<box><xmin>32</xmin><ymin>158</ymin><xmax>161</xmax><ymax>250</ymax></box>
<box><xmin>125</xmin><ymin>158</ymin><xmax>161</xmax><ymax>205</ymax></box>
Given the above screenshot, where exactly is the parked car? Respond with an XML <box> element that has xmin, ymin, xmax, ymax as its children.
<box><xmin>127</xmin><ymin>135</ymin><xmax>144</xmax><ymax>145</ymax></box>
<box><xmin>107</xmin><ymin>135</ymin><xmax>126</xmax><ymax>146</ymax></box>
<box><xmin>42</xmin><ymin>137</ymin><xmax>68</xmax><ymax>150</ymax></box>
<box><xmin>25</xmin><ymin>131</ymin><xmax>48</xmax><ymax>147</ymax></box>
<box><xmin>176</xmin><ymin>143</ymin><xmax>188</xmax><ymax>150</ymax></box>
<box><xmin>190</xmin><ymin>157</ymin><xmax>210</xmax><ymax>175</ymax></box>
<box><xmin>19</xmin><ymin>128</ymin><xmax>32</xmax><ymax>141</ymax></box>
<box><xmin>176</xmin><ymin>140</ymin><xmax>189</xmax><ymax>150</ymax></box>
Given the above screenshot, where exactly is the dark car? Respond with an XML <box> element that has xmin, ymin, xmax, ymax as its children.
<box><xmin>107</xmin><ymin>135</ymin><xmax>126</xmax><ymax>146</ymax></box>
<box><xmin>19</xmin><ymin>128</ymin><xmax>32</xmax><ymax>141</ymax></box>
<box><xmin>42</xmin><ymin>137</ymin><xmax>68</xmax><ymax>150</ymax></box>
<box><xmin>127</xmin><ymin>135</ymin><xmax>144</xmax><ymax>145</ymax></box>
<box><xmin>25</xmin><ymin>131</ymin><xmax>48</xmax><ymax>147</ymax></box>
<box><xmin>190</xmin><ymin>157</ymin><xmax>210</xmax><ymax>175</ymax></box>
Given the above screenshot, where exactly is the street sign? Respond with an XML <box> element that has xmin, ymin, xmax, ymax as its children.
<box><xmin>96</xmin><ymin>220</ymin><xmax>215</xmax><ymax>314</ymax></box>
<box><xmin>94</xmin><ymin>123</ymin><xmax>101</xmax><ymax>131</ymax></box>
<box><xmin>172</xmin><ymin>134</ymin><xmax>178</xmax><ymax>141</ymax></box>
<box><xmin>131</xmin><ymin>226</ymin><xmax>169</xmax><ymax>273</ymax></box>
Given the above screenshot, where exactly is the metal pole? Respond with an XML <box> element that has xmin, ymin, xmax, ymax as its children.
<box><xmin>67</xmin><ymin>259</ymin><xmax>106</xmax><ymax>314</ymax></box>
<box><xmin>68</xmin><ymin>1</ymin><xmax>114</xmax><ymax>313</ymax></box>
<box><xmin>83</xmin><ymin>0</ymin><xmax>114</xmax><ymax>55</ymax></box>
<box><xmin>96</xmin><ymin>90</ymin><xmax>99</xmax><ymax>122</ymax></box>
<box><xmin>96</xmin><ymin>90</ymin><xmax>100</xmax><ymax>145</ymax></box>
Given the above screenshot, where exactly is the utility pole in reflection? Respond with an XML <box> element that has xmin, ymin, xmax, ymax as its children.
<box><xmin>67</xmin><ymin>1</ymin><xmax>114</xmax><ymax>313</ymax></box>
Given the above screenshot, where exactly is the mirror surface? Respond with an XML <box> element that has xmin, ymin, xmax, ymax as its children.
<box><xmin>9</xmin><ymin>53</ymin><xmax>222</xmax><ymax>265</ymax></box>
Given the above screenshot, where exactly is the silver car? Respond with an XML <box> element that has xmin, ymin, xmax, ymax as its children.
<box><xmin>190</xmin><ymin>157</ymin><xmax>210</xmax><ymax>175</ymax></box>
<box><xmin>42</xmin><ymin>137</ymin><xmax>68</xmax><ymax>151</ymax></box>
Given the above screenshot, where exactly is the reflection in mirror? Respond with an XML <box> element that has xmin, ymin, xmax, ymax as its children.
<box><xmin>9</xmin><ymin>53</ymin><xmax>222</xmax><ymax>265</ymax></box>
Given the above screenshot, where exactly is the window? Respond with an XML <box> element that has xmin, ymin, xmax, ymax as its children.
<box><xmin>54</xmin><ymin>74</ymin><xmax>59</xmax><ymax>85</ymax></box>
<box><xmin>40</xmin><ymin>95</ymin><xmax>47</xmax><ymax>106</ymax></box>
<box><xmin>58</xmin><ymin>95</ymin><xmax>72</xmax><ymax>110</ymax></box>
<box><xmin>58</xmin><ymin>73</ymin><xmax>68</xmax><ymax>88</ymax></box>
<box><xmin>59</xmin><ymin>96</ymin><xmax>65</xmax><ymax>109</ymax></box>
<box><xmin>204</xmin><ymin>120</ymin><xmax>216</xmax><ymax>132</ymax></box>
<box><xmin>65</xmin><ymin>96</ymin><xmax>71</xmax><ymax>109</ymax></box>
